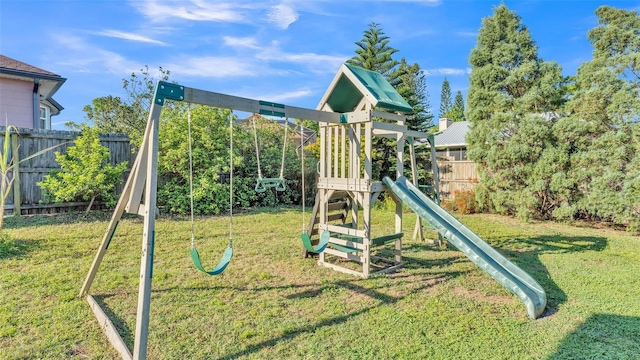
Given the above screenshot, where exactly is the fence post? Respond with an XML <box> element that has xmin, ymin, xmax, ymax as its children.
<box><xmin>11</xmin><ymin>133</ymin><xmax>21</xmax><ymax>216</ymax></box>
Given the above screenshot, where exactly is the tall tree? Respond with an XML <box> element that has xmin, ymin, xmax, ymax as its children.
<box><xmin>348</xmin><ymin>22</ymin><xmax>403</xmax><ymax>180</ymax></box>
<box><xmin>555</xmin><ymin>6</ymin><xmax>640</xmax><ymax>230</ymax></box>
<box><xmin>83</xmin><ymin>66</ymin><xmax>170</xmax><ymax>150</ymax></box>
<box><xmin>443</xmin><ymin>90</ymin><xmax>466</xmax><ymax>122</ymax></box>
<box><xmin>397</xmin><ymin>58</ymin><xmax>433</xmax><ymax>132</ymax></box>
<box><xmin>466</xmin><ymin>4</ymin><xmax>565</xmax><ymax>219</ymax></box>
<box><xmin>348</xmin><ymin>22</ymin><xmax>401</xmax><ymax>86</ymax></box>
<box><xmin>438</xmin><ymin>78</ymin><xmax>452</xmax><ymax>119</ymax></box>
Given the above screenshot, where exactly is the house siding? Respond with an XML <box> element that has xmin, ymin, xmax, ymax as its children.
<box><xmin>0</xmin><ymin>77</ymin><xmax>33</xmax><ymax>128</ymax></box>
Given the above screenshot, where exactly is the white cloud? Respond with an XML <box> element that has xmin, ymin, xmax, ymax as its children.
<box><xmin>369</xmin><ymin>0</ymin><xmax>441</xmax><ymax>4</ymax></box>
<box><xmin>267</xmin><ymin>4</ymin><xmax>298</xmax><ymax>29</ymax></box>
<box><xmin>257</xmin><ymin>44</ymin><xmax>347</xmax><ymax>73</ymax></box>
<box><xmin>167</xmin><ymin>56</ymin><xmax>264</xmax><ymax>78</ymax></box>
<box><xmin>455</xmin><ymin>30</ymin><xmax>477</xmax><ymax>38</ymax></box>
<box><xmin>51</xmin><ymin>33</ymin><xmax>141</xmax><ymax>75</ymax></box>
<box><xmin>256</xmin><ymin>88</ymin><xmax>313</xmax><ymax>103</ymax></box>
<box><xmin>97</xmin><ymin>30</ymin><xmax>167</xmax><ymax>45</ymax></box>
<box><xmin>130</xmin><ymin>0</ymin><xmax>247</xmax><ymax>22</ymax></box>
<box><xmin>423</xmin><ymin>68</ymin><xmax>472</xmax><ymax>76</ymax></box>
<box><xmin>223</xmin><ymin>36</ymin><xmax>260</xmax><ymax>49</ymax></box>
<box><xmin>130</xmin><ymin>1</ymin><xmax>302</xmax><ymax>29</ymax></box>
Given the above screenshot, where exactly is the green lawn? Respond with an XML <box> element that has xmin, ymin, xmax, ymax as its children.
<box><xmin>1</xmin><ymin>208</ymin><xmax>639</xmax><ymax>359</ymax></box>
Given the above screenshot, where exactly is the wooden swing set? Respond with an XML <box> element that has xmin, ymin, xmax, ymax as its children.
<box><xmin>79</xmin><ymin>64</ymin><xmax>439</xmax><ymax>359</ymax></box>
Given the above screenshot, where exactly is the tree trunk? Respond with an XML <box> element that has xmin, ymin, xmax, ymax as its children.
<box><xmin>84</xmin><ymin>195</ymin><xmax>96</xmax><ymax>217</ymax></box>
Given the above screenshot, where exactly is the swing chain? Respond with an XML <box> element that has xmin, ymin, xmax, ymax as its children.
<box><xmin>187</xmin><ymin>105</ymin><xmax>196</xmax><ymax>249</ymax></box>
<box><xmin>252</xmin><ymin>114</ymin><xmax>289</xmax><ymax>192</ymax></box>
<box><xmin>301</xmin><ymin>124</ymin><xmax>306</xmax><ymax>234</ymax></box>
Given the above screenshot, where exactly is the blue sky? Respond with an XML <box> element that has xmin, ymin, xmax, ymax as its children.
<box><xmin>1</xmin><ymin>0</ymin><xmax>639</xmax><ymax>129</ymax></box>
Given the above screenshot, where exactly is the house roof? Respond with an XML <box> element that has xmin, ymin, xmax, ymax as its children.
<box><xmin>0</xmin><ymin>54</ymin><xmax>66</xmax><ymax>113</ymax></box>
<box><xmin>416</xmin><ymin>121</ymin><xmax>469</xmax><ymax>148</ymax></box>
<box><xmin>0</xmin><ymin>55</ymin><xmax>61</xmax><ymax>78</ymax></box>
<box><xmin>434</xmin><ymin>121</ymin><xmax>469</xmax><ymax>147</ymax></box>
<box><xmin>317</xmin><ymin>64</ymin><xmax>413</xmax><ymax>114</ymax></box>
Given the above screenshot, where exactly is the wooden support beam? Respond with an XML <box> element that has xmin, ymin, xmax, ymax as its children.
<box><xmin>87</xmin><ymin>295</ymin><xmax>133</xmax><ymax>360</ymax></box>
<box><xmin>371</xmin><ymin>110</ymin><xmax>406</xmax><ymax>123</ymax></box>
<box><xmin>79</xmin><ymin>117</ymin><xmax>153</xmax><ymax>297</ymax></box>
<box><xmin>321</xmin><ymin>224</ymin><xmax>366</xmax><ymax>238</ymax></box>
<box><xmin>316</xmin><ymin>177</ymin><xmax>384</xmax><ymax>193</ymax></box>
<box><xmin>183</xmin><ymin>87</ymin><xmax>343</xmax><ymax>124</ymax></box>
<box><xmin>372</xmin><ymin>121</ymin><xmax>429</xmax><ymax>139</ymax></box>
<box><xmin>132</xmin><ymin>103</ymin><xmax>163</xmax><ymax>360</ymax></box>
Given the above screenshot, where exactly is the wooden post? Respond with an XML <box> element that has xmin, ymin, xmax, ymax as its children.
<box><xmin>395</xmin><ymin>133</ymin><xmax>404</xmax><ymax>264</ymax></box>
<box><xmin>409</xmin><ymin>140</ymin><xmax>424</xmax><ymax>241</ymax></box>
<box><xmin>132</xmin><ymin>103</ymin><xmax>162</xmax><ymax>360</ymax></box>
<box><xmin>10</xmin><ymin>133</ymin><xmax>21</xmax><ymax>216</ymax></box>
<box><xmin>318</xmin><ymin>125</ymin><xmax>328</xmax><ymax>265</ymax></box>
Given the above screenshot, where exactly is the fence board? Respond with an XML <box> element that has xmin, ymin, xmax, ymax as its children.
<box><xmin>437</xmin><ymin>160</ymin><xmax>478</xmax><ymax>201</ymax></box>
<box><xmin>0</xmin><ymin>127</ymin><xmax>132</xmax><ymax>215</ymax></box>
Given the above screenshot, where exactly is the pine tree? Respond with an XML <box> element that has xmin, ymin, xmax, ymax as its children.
<box><xmin>443</xmin><ymin>90</ymin><xmax>465</xmax><ymax>122</ymax></box>
<box><xmin>397</xmin><ymin>58</ymin><xmax>433</xmax><ymax>132</ymax></box>
<box><xmin>438</xmin><ymin>78</ymin><xmax>452</xmax><ymax>119</ymax></box>
<box><xmin>466</xmin><ymin>4</ymin><xmax>565</xmax><ymax>219</ymax></box>
<box><xmin>348</xmin><ymin>22</ymin><xmax>404</xmax><ymax>180</ymax></box>
<box><xmin>348</xmin><ymin>22</ymin><xmax>400</xmax><ymax>86</ymax></box>
<box><xmin>556</xmin><ymin>6</ymin><xmax>640</xmax><ymax>230</ymax></box>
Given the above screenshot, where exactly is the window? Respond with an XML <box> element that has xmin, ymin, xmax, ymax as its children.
<box><xmin>39</xmin><ymin>106</ymin><xmax>50</xmax><ymax>129</ymax></box>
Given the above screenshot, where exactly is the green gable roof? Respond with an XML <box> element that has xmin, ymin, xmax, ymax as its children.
<box><xmin>321</xmin><ymin>64</ymin><xmax>413</xmax><ymax>114</ymax></box>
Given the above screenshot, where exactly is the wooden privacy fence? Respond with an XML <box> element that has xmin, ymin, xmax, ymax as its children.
<box><xmin>437</xmin><ymin>160</ymin><xmax>478</xmax><ymax>201</ymax></box>
<box><xmin>1</xmin><ymin>127</ymin><xmax>132</xmax><ymax>215</ymax></box>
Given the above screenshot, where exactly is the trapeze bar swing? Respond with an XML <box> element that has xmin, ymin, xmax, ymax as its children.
<box><xmin>252</xmin><ymin>112</ymin><xmax>288</xmax><ymax>193</ymax></box>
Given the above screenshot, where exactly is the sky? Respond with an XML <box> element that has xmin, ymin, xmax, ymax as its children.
<box><xmin>1</xmin><ymin>0</ymin><xmax>639</xmax><ymax>130</ymax></box>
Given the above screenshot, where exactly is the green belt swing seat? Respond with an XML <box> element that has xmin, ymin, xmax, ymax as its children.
<box><xmin>187</xmin><ymin>106</ymin><xmax>234</xmax><ymax>276</ymax></box>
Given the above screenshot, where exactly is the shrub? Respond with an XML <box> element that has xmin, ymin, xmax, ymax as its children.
<box><xmin>443</xmin><ymin>188</ymin><xmax>478</xmax><ymax>215</ymax></box>
<box><xmin>38</xmin><ymin>125</ymin><xmax>127</xmax><ymax>216</ymax></box>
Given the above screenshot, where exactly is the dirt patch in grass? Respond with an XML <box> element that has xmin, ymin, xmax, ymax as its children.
<box><xmin>451</xmin><ymin>286</ymin><xmax>514</xmax><ymax>305</ymax></box>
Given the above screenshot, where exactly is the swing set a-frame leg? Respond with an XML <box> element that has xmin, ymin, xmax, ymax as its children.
<box><xmin>79</xmin><ymin>103</ymin><xmax>162</xmax><ymax>360</ymax></box>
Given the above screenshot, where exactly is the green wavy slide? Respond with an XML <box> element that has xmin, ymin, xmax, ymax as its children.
<box><xmin>383</xmin><ymin>176</ymin><xmax>547</xmax><ymax>319</ymax></box>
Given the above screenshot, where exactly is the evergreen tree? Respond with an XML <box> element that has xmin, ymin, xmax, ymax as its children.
<box><xmin>443</xmin><ymin>90</ymin><xmax>465</xmax><ymax>122</ymax></box>
<box><xmin>397</xmin><ymin>58</ymin><xmax>433</xmax><ymax>132</ymax></box>
<box><xmin>348</xmin><ymin>22</ymin><xmax>403</xmax><ymax>180</ymax></box>
<box><xmin>438</xmin><ymin>78</ymin><xmax>452</xmax><ymax>119</ymax></box>
<box><xmin>348</xmin><ymin>22</ymin><xmax>401</xmax><ymax>86</ymax></box>
<box><xmin>466</xmin><ymin>4</ymin><xmax>565</xmax><ymax>219</ymax></box>
<box><xmin>555</xmin><ymin>6</ymin><xmax>640</xmax><ymax>230</ymax></box>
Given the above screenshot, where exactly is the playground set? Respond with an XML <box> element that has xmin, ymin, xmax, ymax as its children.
<box><xmin>79</xmin><ymin>64</ymin><xmax>547</xmax><ymax>360</ymax></box>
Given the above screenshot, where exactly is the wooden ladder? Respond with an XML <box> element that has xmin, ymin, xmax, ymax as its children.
<box><xmin>303</xmin><ymin>191</ymin><xmax>351</xmax><ymax>258</ymax></box>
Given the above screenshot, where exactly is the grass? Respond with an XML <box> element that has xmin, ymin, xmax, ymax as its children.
<box><xmin>1</xmin><ymin>207</ymin><xmax>639</xmax><ymax>359</ymax></box>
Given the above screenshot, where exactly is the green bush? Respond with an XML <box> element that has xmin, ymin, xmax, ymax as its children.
<box><xmin>157</xmin><ymin>106</ymin><xmax>308</xmax><ymax>215</ymax></box>
<box><xmin>38</xmin><ymin>125</ymin><xmax>128</xmax><ymax>215</ymax></box>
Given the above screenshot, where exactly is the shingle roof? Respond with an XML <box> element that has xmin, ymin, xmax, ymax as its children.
<box><xmin>0</xmin><ymin>54</ymin><xmax>61</xmax><ymax>77</ymax></box>
<box><xmin>434</xmin><ymin>121</ymin><xmax>469</xmax><ymax>147</ymax></box>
